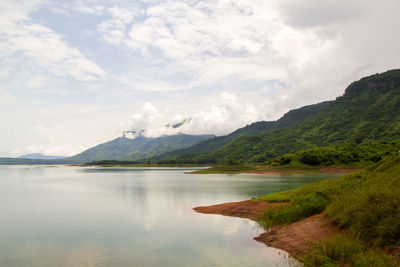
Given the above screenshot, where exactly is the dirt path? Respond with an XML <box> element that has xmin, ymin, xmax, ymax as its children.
<box><xmin>194</xmin><ymin>201</ymin><xmax>341</xmax><ymax>259</ymax></box>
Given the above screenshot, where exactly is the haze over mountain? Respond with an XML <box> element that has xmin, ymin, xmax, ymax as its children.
<box><xmin>18</xmin><ymin>153</ymin><xmax>66</xmax><ymax>160</ymax></box>
<box><xmin>152</xmin><ymin>101</ymin><xmax>333</xmax><ymax>162</ymax></box>
<box><xmin>67</xmin><ymin>133</ymin><xmax>213</xmax><ymax>163</ymax></box>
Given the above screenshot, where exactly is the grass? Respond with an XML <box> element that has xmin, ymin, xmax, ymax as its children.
<box><xmin>302</xmin><ymin>235</ymin><xmax>396</xmax><ymax>267</ymax></box>
<box><xmin>192</xmin><ymin>162</ymin><xmax>364</xmax><ymax>174</ymax></box>
<box><xmin>253</xmin><ymin>154</ymin><xmax>400</xmax><ymax>266</ymax></box>
<box><xmin>257</xmin><ymin>192</ymin><xmax>331</xmax><ymax>228</ymax></box>
<box><xmin>253</xmin><ymin>171</ymin><xmax>366</xmax><ymax>203</ymax></box>
<box><xmin>191</xmin><ymin>164</ymin><xmax>258</xmax><ymax>174</ymax></box>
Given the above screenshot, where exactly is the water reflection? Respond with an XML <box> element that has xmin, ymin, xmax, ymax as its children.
<box><xmin>0</xmin><ymin>166</ymin><xmax>342</xmax><ymax>266</ymax></box>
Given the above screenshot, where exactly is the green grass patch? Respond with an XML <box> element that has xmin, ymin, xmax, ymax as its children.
<box><xmin>192</xmin><ymin>165</ymin><xmax>258</xmax><ymax>174</ymax></box>
<box><xmin>302</xmin><ymin>235</ymin><xmax>396</xmax><ymax>267</ymax></box>
<box><xmin>254</xmin><ymin>172</ymin><xmax>365</xmax><ymax>203</ymax></box>
<box><xmin>254</xmin><ymin>154</ymin><xmax>400</xmax><ymax>266</ymax></box>
<box><xmin>193</xmin><ymin>162</ymin><xmax>364</xmax><ymax>174</ymax></box>
<box><xmin>259</xmin><ymin>192</ymin><xmax>330</xmax><ymax>228</ymax></box>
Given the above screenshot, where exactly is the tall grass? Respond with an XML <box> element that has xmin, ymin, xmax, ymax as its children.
<box><xmin>255</xmin><ymin>155</ymin><xmax>400</xmax><ymax>266</ymax></box>
<box><xmin>256</xmin><ymin>172</ymin><xmax>366</xmax><ymax>226</ymax></box>
<box><xmin>302</xmin><ymin>235</ymin><xmax>396</xmax><ymax>267</ymax></box>
<box><xmin>259</xmin><ymin>192</ymin><xmax>330</xmax><ymax>228</ymax></box>
<box><xmin>326</xmin><ymin>182</ymin><xmax>400</xmax><ymax>247</ymax></box>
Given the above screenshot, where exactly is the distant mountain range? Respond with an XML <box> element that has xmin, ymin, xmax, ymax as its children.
<box><xmin>67</xmin><ymin>134</ymin><xmax>214</xmax><ymax>163</ymax></box>
<box><xmin>18</xmin><ymin>153</ymin><xmax>66</xmax><ymax>160</ymax></box>
<box><xmin>151</xmin><ymin>100</ymin><xmax>333</xmax><ymax>163</ymax></box>
<box><xmin>2</xmin><ymin>69</ymin><xmax>400</xmax><ymax>165</ymax></box>
<box><xmin>0</xmin><ymin>134</ymin><xmax>214</xmax><ymax>165</ymax></box>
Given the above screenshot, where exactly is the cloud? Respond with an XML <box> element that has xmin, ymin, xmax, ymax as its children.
<box><xmin>1</xmin><ymin>0</ymin><xmax>400</xmax><ymax>156</ymax></box>
<box><xmin>280</xmin><ymin>0</ymin><xmax>367</xmax><ymax>28</ymax></box>
<box><xmin>99</xmin><ymin>0</ymin><xmax>284</xmax><ymax>89</ymax></box>
<box><xmin>126</xmin><ymin>92</ymin><xmax>268</xmax><ymax>137</ymax></box>
<box><xmin>75</xmin><ymin>1</ymin><xmax>105</xmax><ymax>16</ymax></box>
<box><xmin>271</xmin><ymin>0</ymin><xmax>400</xmax><ymax>107</ymax></box>
<box><xmin>96</xmin><ymin>0</ymin><xmax>400</xmax><ymax>105</ymax></box>
<box><xmin>130</xmin><ymin>102</ymin><xmax>159</xmax><ymax>132</ymax></box>
<box><xmin>0</xmin><ymin>0</ymin><xmax>106</xmax><ymax>83</ymax></box>
<box><xmin>0</xmin><ymin>99</ymin><xmax>126</xmax><ymax>157</ymax></box>
<box><xmin>97</xmin><ymin>4</ymin><xmax>141</xmax><ymax>44</ymax></box>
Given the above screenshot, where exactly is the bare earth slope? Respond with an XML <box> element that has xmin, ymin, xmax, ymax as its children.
<box><xmin>194</xmin><ymin>201</ymin><xmax>341</xmax><ymax>259</ymax></box>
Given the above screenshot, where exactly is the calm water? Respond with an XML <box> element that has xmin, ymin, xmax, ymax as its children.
<box><xmin>0</xmin><ymin>166</ymin><xmax>342</xmax><ymax>267</ymax></box>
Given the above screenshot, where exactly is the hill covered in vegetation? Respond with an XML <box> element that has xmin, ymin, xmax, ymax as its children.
<box><xmin>66</xmin><ymin>134</ymin><xmax>214</xmax><ymax>164</ymax></box>
<box><xmin>152</xmin><ymin>101</ymin><xmax>333</xmax><ymax>162</ymax></box>
<box><xmin>269</xmin><ymin>141</ymin><xmax>400</xmax><ymax>167</ymax></box>
<box><xmin>254</xmin><ymin>153</ymin><xmax>400</xmax><ymax>266</ymax></box>
<box><xmin>160</xmin><ymin>69</ymin><xmax>400</xmax><ymax>164</ymax></box>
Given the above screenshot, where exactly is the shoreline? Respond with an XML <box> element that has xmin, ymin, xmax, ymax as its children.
<box><xmin>194</xmin><ymin>200</ymin><xmax>341</xmax><ymax>260</ymax></box>
<box><xmin>190</xmin><ymin>166</ymin><xmax>362</xmax><ymax>175</ymax></box>
<box><xmin>194</xmin><ymin>200</ymin><xmax>283</xmax><ymax>220</ymax></box>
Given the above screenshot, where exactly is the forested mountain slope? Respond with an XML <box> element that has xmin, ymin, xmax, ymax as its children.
<box><xmin>152</xmin><ymin>101</ymin><xmax>332</xmax><ymax>162</ymax></box>
<box><xmin>67</xmin><ymin>134</ymin><xmax>214</xmax><ymax>163</ymax></box>
<box><xmin>164</xmin><ymin>69</ymin><xmax>400</xmax><ymax>163</ymax></box>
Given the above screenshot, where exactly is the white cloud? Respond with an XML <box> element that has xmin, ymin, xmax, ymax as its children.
<box><xmin>74</xmin><ymin>0</ymin><xmax>105</xmax><ymax>16</ymax></box>
<box><xmin>96</xmin><ymin>0</ymin><xmax>400</xmax><ymax>105</ymax></box>
<box><xmin>130</xmin><ymin>102</ymin><xmax>159</xmax><ymax>132</ymax></box>
<box><xmin>97</xmin><ymin>4</ymin><xmax>141</xmax><ymax>44</ymax></box>
<box><xmin>103</xmin><ymin>0</ymin><xmax>285</xmax><ymax>88</ymax></box>
<box><xmin>0</xmin><ymin>0</ymin><xmax>106</xmax><ymax>84</ymax></box>
<box><xmin>280</xmin><ymin>0</ymin><xmax>367</xmax><ymax>28</ymax></box>
<box><xmin>126</xmin><ymin>92</ymin><xmax>268</xmax><ymax>137</ymax></box>
<box><xmin>1</xmin><ymin>0</ymin><xmax>400</xmax><ymax>156</ymax></box>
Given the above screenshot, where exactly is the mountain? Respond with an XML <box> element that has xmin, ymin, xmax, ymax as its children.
<box><xmin>66</xmin><ymin>134</ymin><xmax>214</xmax><ymax>163</ymax></box>
<box><xmin>18</xmin><ymin>153</ymin><xmax>66</xmax><ymax>160</ymax></box>
<box><xmin>0</xmin><ymin>158</ymin><xmax>62</xmax><ymax>165</ymax></box>
<box><xmin>161</xmin><ymin>69</ymin><xmax>400</xmax><ymax>164</ymax></box>
<box><xmin>152</xmin><ymin>101</ymin><xmax>333</xmax><ymax>162</ymax></box>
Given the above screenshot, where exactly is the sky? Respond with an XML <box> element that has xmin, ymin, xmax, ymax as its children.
<box><xmin>1</xmin><ymin>0</ymin><xmax>399</xmax><ymax>157</ymax></box>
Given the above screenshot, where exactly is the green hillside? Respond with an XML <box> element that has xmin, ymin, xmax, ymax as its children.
<box><xmin>67</xmin><ymin>134</ymin><xmax>213</xmax><ymax>164</ymax></box>
<box><xmin>152</xmin><ymin>101</ymin><xmax>332</xmax><ymax>162</ymax></box>
<box><xmin>164</xmin><ymin>69</ymin><xmax>400</xmax><ymax>164</ymax></box>
<box><xmin>270</xmin><ymin>141</ymin><xmax>400</xmax><ymax>167</ymax></box>
<box><xmin>254</xmin><ymin>153</ymin><xmax>400</xmax><ymax>266</ymax></box>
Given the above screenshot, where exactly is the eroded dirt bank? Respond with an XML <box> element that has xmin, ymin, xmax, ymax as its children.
<box><xmin>194</xmin><ymin>201</ymin><xmax>341</xmax><ymax>259</ymax></box>
<box><xmin>194</xmin><ymin>200</ymin><xmax>283</xmax><ymax>220</ymax></box>
<box><xmin>255</xmin><ymin>214</ymin><xmax>341</xmax><ymax>258</ymax></box>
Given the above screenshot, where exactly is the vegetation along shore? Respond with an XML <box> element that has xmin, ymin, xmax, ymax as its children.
<box><xmin>195</xmin><ymin>154</ymin><xmax>400</xmax><ymax>266</ymax></box>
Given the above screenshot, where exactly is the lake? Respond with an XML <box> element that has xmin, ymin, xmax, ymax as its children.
<box><xmin>0</xmin><ymin>166</ymin><xmax>342</xmax><ymax>266</ymax></box>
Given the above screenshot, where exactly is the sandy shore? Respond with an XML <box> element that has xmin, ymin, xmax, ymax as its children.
<box><xmin>194</xmin><ymin>200</ymin><xmax>341</xmax><ymax>259</ymax></box>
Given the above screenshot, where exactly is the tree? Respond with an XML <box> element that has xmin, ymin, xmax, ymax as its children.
<box><xmin>354</xmin><ymin>132</ymin><xmax>367</xmax><ymax>144</ymax></box>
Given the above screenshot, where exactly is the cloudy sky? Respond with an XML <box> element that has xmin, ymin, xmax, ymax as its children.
<box><xmin>1</xmin><ymin>0</ymin><xmax>399</xmax><ymax>157</ymax></box>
